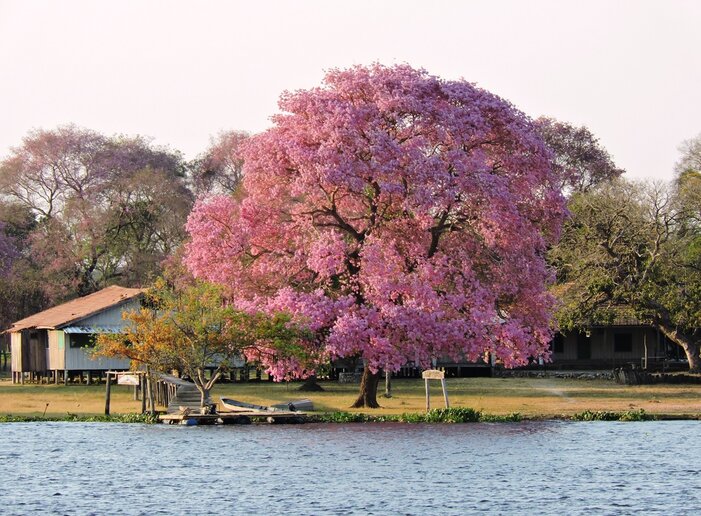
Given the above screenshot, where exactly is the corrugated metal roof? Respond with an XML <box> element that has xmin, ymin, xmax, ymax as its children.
<box><xmin>62</xmin><ymin>325</ymin><xmax>127</xmax><ymax>334</ymax></box>
<box><xmin>6</xmin><ymin>285</ymin><xmax>145</xmax><ymax>333</ymax></box>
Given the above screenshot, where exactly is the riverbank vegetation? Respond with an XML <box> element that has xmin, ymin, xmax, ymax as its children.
<box><xmin>1</xmin><ymin>376</ymin><xmax>699</xmax><ymax>420</ymax></box>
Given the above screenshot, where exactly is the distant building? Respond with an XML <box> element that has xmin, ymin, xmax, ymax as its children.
<box><xmin>6</xmin><ymin>285</ymin><xmax>144</xmax><ymax>384</ymax></box>
<box><xmin>549</xmin><ymin>306</ymin><xmax>686</xmax><ymax>370</ymax></box>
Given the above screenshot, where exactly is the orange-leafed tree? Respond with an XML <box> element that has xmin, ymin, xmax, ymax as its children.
<box><xmin>96</xmin><ymin>279</ymin><xmax>312</xmax><ymax>409</ymax></box>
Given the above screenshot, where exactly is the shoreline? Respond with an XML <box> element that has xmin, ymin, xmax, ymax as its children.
<box><xmin>2</xmin><ymin>408</ymin><xmax>700</xmax><ymax>424</ymax></box>
<box><xmin>2</xmin><ymin>376</ymin><xmax>700</xmax><ymax>422</ymax></box>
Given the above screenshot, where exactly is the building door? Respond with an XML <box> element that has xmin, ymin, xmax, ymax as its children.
<box><xmin>577</xmin><ymin>333</ymin><xmax>591</xmax><ymax>360</ymax></box>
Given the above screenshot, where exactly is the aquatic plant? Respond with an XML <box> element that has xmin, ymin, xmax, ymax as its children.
<box><xmin>571</xmin><ymin>409</ymin><xmax>652</xmax><ymax>422</ymax></box>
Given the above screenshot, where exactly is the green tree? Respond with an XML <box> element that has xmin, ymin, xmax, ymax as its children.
<box><xmin>675</xmin><ymin>133</ymin><xmax>701</xmax><ymax>177</ymax></box>
<box><xmin>550</xmin><ymin>178</ymin><xmax>701</xmax><ymax>370</ymax></box>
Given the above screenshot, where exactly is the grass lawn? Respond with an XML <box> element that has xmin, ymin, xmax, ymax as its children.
<box><xmin>1</xmin><ymin>374</ymin><xmax>700</xmax><ymax>418</ymax></box>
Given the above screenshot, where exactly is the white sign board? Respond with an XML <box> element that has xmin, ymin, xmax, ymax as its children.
<box><xmin>422</xmin><ymin>369</ymin><xmax>445</xmax><ymax>380</ymax></box>
<box><xmin>117</xmin><ymin>374</ymin><xmax>141</xmax><ymax>386</ymax></box>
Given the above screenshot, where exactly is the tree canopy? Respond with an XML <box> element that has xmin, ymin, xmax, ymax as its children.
<box><xmin>0</xmin><ymin>125</ymin><xmax>193</xmax><ymax>304</ymax></box>
<box><xmin>535</xmin><ymin>117</ymin><xmax>624</xmax><ymax>194</ymax></box>
<box><xmin>190</xmin><ymin>130</ymin><xmax>249</xmax><ymax>197</ymax></box>
<box><xmin>185</xmin><ymin>64</ymin><xmax>566</xmax><ymax>406</ymax></box>
<box><xmin>675</xmin><ymin>133</ymin><xmax>701</xmax><ymax>177</ymax></box>
<box><xmin>550</xmin><ymin>177</ymin><xmax>701</xmax><ymax>370</ymax></box>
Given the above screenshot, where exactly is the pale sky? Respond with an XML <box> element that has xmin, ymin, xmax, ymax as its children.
<box><xmin>1</xmin><ymin>0</ymin><xmax>699</xmax><ymax>181</ymax></box>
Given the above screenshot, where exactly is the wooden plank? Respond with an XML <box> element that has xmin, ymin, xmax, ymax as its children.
<box><xmin>422</xmin><ymin>369</ymin><xmax>444</xmax><ymax>379</ymax></box>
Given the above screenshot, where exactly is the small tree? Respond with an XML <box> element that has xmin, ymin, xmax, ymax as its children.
<box><xmin>96</xmin><ymin>280</ymin><xmax>311</xmax><ymax>408</ymax></box>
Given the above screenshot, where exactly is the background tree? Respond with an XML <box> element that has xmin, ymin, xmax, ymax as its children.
<box><xmin>0</xmin><ymin>126</ymin><xmax>193</xmax><ymax>304</ymax></box>
<box><xmin>96</xmin><ymin>280</ymin><xmax>311</xmax><ymax>408</ymax></box>
<box><xmin>535</xmin><ymin>117</ymin><xmax>624</xmax><ymax>194</ymax></box>
<box><xmin>675</xmin><ymin>133</ymin><xmax>701</xmax><ymax>177</ymax></box>
<box><xmin>550</xmin><ymin>178</ymin><xmax>701</xmax><ymax>370</ymax></box>
<box><xmin>0</xmin><ymin>201</ymin><xmax>46</xmax><ymax>331</ymax></box>
<box><xmin>185</xmin><ymin>64</ymin><xmax>566</xmax><ymax>407</ymax></box>
<box><xmin>190</xmin><ymin>130</ymin><xmax>249</xmax><ymax>196</ymax></box>
<box><xmin>0</xmin><ymin>221</ymin><xmax>18</xmax><ymax>278</ymax></box>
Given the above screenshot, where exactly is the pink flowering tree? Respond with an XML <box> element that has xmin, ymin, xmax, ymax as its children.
<box><xmin>191</xmin><ymin>130</ymin><xmax>249</xmax><ymax>197</ymax></box>
<box><xmin>535</xmin><ymin>117</ymin><xmax>624</xmax><ymax>194</ymax></box>
<box><xmin>185</xmin><ymin>64</ymin><xmax>566</xmax><ymax>407</ymax></box>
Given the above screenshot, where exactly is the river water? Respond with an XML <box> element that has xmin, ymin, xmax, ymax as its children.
<box><xmin>2</xmin><ymin>421</ymin><xmax>700</xmax><ymax>515</ymax></box>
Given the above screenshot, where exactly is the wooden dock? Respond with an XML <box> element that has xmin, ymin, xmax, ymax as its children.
<box><xmin>159</xmin><ymin>410</ymin><xmax>307</xmax><ymax>425</ymax></box>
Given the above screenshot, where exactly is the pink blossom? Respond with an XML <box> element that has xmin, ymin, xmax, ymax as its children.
<box><xmin>185</xmin><ymin>64</ymin><xmax>566</xmax><ymax>379</ymax></box>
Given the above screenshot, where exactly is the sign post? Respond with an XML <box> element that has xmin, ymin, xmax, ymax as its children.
<box><xmin>422</xmin><ymin>369</ymin><xmax>449</xmax><ymax>412</ymax></box>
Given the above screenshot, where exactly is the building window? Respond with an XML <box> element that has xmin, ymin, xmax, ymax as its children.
<box><xmin>70</xmin><ymin>334</ymin><xmax>95</xmax><ymax>348</ymax></box>
<box><xmin>614</xmin><ymin>333</ymin><xmax>633</xmax><ymax>353</ymax></box>
<box><xmin>551</xmin><ymin>334</ymin><xmax>565</xmax><ymax>354</ymax></box>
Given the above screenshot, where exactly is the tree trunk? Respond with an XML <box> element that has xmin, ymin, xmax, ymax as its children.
<box><xmin>199</xmin><ymin>387</ymin><xmax>210</xmax><ymax>410</ymax></box>
<box><xmin>383</xmin><ymin>369</ymin><xmax>392</xmax><ymax>398</ymax></box>
<box><xmin>351</xmin><ymin>365</ymin><xmax>381</xmax><ymax>408</ymax></box>
<box><xmin>197</xmin><ymin>368</ymin><xmax>221</xmax><ymax>413</ymax></box>
<box><xmin>657</xmin><ymin>324</ymin><xmax>701</xmax><ymax>372</ymax></box>
<box><xmin>681</xmin><ymin>341</ymin><xmax>701</xmax><ymax>372</ymax></box>
<box><xmin>298</xmin><ymin>374</ymin><xmax>325</xmax><ymax>392</ymax></box>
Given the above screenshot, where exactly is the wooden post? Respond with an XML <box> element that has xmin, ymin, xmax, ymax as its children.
<box><xmin>643</xmin><ymin>331</ymin><xmax>648</xmax><ymax>370</ymax></box>
<box><xmin>105</xmin><ymin>371</ymin><xmax>112</xmax><ymax>415</ymax></box>
<box><xmin>424</xmin><ymin>377</ymin><xmax>430</xmax><ymax>411</ymax></box>
<box><xmin>441</xmin><ymin>378</ymin><xmax>450</xmax><ymax>408</ymax></box>
<box><xmin>384</xmin><ymin>370</ymin><xmax>392</xmax><ymax>398</ymax></box>
<box><xmin>146</xmin><ymin>368</ymin><xmax>156</xmax><ymax>416</ymax></box>
<box><xmin>87</xmin><ymin>371</ymin><xmax>92</xmax><ymax>385</ymax></box>
<box><xmin>140</xmin><ymin>374</ymin><xmax>147</xmax><ymax>414</ymax></box>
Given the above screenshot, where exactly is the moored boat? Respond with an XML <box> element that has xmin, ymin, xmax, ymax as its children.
<box><xmin>220</xmin><ymin>397</ymin><xmax>314</xmax><ymax>413</ymax></box>
<box><xmin>270</xmin><ymin>399</ymin><xmax>314</xmax><ymax>412</ymax></box>
<box><xmin>220</xmin><ymin>398</ymin><xmax>274</xmax><ymax>412</ymax></box>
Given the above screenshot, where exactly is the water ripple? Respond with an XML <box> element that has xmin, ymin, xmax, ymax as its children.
<box><xmin>1</xmin><ymin>421</ymin><xmax>701</xmax><ymax>514</ymax></box>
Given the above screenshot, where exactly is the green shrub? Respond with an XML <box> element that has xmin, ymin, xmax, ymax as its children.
<box><xmin>619</xmin><ymin>409</ymin><xmax>651</xmax><ymax>421</ymax></box>
<box><xmin>396</xmin><ymin>407</ymin><xmax>481</xmax><ymax>423</ymax></box>
<box><xmin>314</xmin><ymin>411</ymin><xmax>371</xmax><ymax>423</ymax></box>
<box><xmin>425</xmin><ymin>407</ymin><xmax>481</xmax><ymax>423</ymax></box>
<box><xmin>479</xmin><ymin>412</ymin><xmax>522</xmax><ymax>423</ymax></box>
<box><xmin>397</xmin><ymin>412</ymin><xmax>426</xmax><ymax>423</ymax></box>
<box><xmin>0</xmin><ymin>413</ymin><xmax>159</xmax><ymax>424</ymax></box>
<box><xmin>571</xmin><ymin>409</ymin><xmax>652</xmax><ymax>422</ymax></box>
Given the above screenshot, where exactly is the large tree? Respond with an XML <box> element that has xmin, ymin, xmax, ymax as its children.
<box><xmin>550</xmin><ymin>177</ymin><xmax>701</xmax><ymax>370</ymax></box>
<box><xmin>0</xmin><ymin>126</ymin><xmax>193</xmax><ymax>302</ymax></box>
<box><xmin>185</xmin><ymin>64</ymin><xmax>566</xmax><ymax>407</ymax></box>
